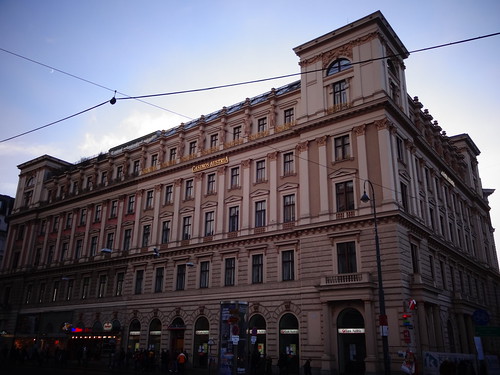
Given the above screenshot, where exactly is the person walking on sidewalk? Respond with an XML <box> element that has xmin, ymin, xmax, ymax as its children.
<box><xmin>177</xmin><ymin>350</ymin><xmax>187</xmax><ymax>374</ymax></box>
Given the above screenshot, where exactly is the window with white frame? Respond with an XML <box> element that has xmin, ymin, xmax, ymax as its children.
<box><xmin>252</xmin><ymin>254</ymin><xmax>263</xmax><ymax>284</ymax></box>
<box><xmin>145</xmin><ymin>190</ymin><xmax>154</xmax><ymax>209</ymax></box>
<box><xmin>283</xmin><ymin>152</ymin><xmax>294</xmax><ymax>175</ymax></box>
<box><xmin>336</xmin><ymin>241</ymin><xmax>357</xmax><ymax>273</ymax></box>
<box><xmin>200</xmin><ymin>261</ymin><xmax>210</xmax><ymax>288</ymax></box>
<box><xmin>256</xmin><ymin>160</ymin><xmax>266</xmax><ymax>183</ymax></box>
<box><xmin>182</xmin><ymin>216</ymin><xmax>192</xmax><ymax>240</ymax></box>
<box><xmin>185</xmin><ymin>179</ymin><xmax>194</xmax><ymax>200</ymax></box>
<box><xmin>230</xmin><ymin>167</ymin><xmax>240</xmax><ymax>188</ymax></box>
<box><xmin>335</xmin><ymin>181</ymin><xmax>354</xmax><ymax>212</ymax></box>
<box><xmin>283</xmin><ymin>194</ymin><xmax>296</xmax><ymax>223</ymax></box>
<box><xmin>207</xmin><ymin>173</ymin><xmax>216</xmax><ymax>195</ymax></box>
<box><xmin>161</xmin><ymin>221</ymin><xmax>170</xmax><ymax>244</ymax></box>
<box><xmin>282</xmin><ymin>250</ymin><xmax>295</xmax><ymax>281</ymax></box>
<box><xmin>334</xmin><ymin>135</ymin><xmax>350</xmax><ymax>161</ymax></box>
<box><xmin>204</xmin><ymin>211</ymin><xmax>215</xmax><ymax>236</ymax></box>
<box><xmin>229</xmin><ymin>206</ymin><xmax>239</xmax><ymax>232</ymax></box>
<box><xmin>224</xmin><ymin>257</ymin><xmax>236</xmax><ymax>286</ymax></box>
<box><xmin>333</xmin><ymin>80</ymin><xmax>348</xmax><ymax>105</ymax></box>
<box><xmin>165</xmin><ymin>185</ymin><xmax>173</xmax><ymax>204</ymax></box>
<box><xmin>255</xmin><ymin>200</ymin><xmax>266</xmax><ymax>228</ymax></box>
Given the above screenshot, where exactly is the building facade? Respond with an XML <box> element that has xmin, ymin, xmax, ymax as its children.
<box><xmin>0</xmin><ymin>195</ymin><xmax>15</xmax><ymax>267</ymax></box>
<box><xmin>0</xmin><ymin>11</ymin><xmax>498</xmax><ymax>375</ymax></box>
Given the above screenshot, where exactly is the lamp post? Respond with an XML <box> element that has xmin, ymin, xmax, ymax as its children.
<box><xmin>360</xmin><ymin>180</ymin><xmax>390</xmax><ymax>375</ymax></box>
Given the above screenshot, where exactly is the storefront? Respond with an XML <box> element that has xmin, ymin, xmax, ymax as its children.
<box><xmin>148</xmin><ymin>318</ymin><xmax>162</xmax><ymax>351</ymax></box>
<box><xmin>128</xmin><ymin>319</ymin><xmax>141</xmax><ymax>351</ymax></box>
<box><xmin>168</xmin><ymin>317</ymin><xmax>186</xmax><ymax>354</ymax></box>
<box><xmin>279</xmin><ymin>313</ymin><xmax>299</xmax><ymax>374</ymax></box>
<box><xmin>337</xmin><ymin>308</ymin><xmax>366</xmax><ymax>375</ymax></box>
<box><xmin>193</xmin><ymin>317</ymin><xmax>209</xmax><ymax>368</ymax></box>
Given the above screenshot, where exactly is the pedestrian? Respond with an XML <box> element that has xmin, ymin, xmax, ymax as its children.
<box><xmin>177</xmin><ymin>350</ymin><xmax>187</xmax><ymax>374</ymax></box>
<box><xmin>303</xmin><ymin>359</ymin><xmax>312</xmax><ymax>375</ymax></box>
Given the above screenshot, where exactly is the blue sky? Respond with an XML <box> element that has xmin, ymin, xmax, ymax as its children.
<box><xmin>1</xmin><ymin>0</ymin><xmax>499</xmax><ymax>248</ymax></box>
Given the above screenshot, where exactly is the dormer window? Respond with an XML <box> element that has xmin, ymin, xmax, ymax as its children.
<box><xmin>326</xmin><ymin>58</ymin><xmax>351</xmax><ymax>76</ymax></box>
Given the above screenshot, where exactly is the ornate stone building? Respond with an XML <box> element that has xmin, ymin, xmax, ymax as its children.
<box><xmin>1</xmin><ymin>11</ymin><xmax>498</xmax><ymax>375</ymax></box>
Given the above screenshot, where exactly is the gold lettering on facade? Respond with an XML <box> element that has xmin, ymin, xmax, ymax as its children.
<box><xmin>192</xmin><ymin>156</ymin><xmax>229</xmax><ymax>173</ymax></box>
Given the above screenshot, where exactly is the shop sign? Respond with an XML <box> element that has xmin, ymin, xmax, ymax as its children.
<box><xmin>196</xmin><ymin>330</ymin><xmax>210</xmax><ymax>335</ymax></box>
<box><xmin>103</xmin><ymin>322</ymin><xmax>112</xmax><ymax>331</ymax></box>
<box><xmin>149</xmin><ymin>330</ymin><xmax>161</xmax><ymax>335</ymax></box>
<box><xmin>280</xmin><ymin>329</ymin><xmax>299</xmax><ymax>334</ymax></box>
<box><xmin>129</xmin><ymin>331</ymin><xmax>141</xmax><ymax>336</ymax></box>
<box><xmin>337</xmin><ymin>328</ymin><xmax>365</xmax><ymax>334</ymax></box>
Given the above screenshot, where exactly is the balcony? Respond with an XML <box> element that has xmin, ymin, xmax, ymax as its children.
<box><xmin>320</xmin><ymin>272</ymin><xmax>371</xmax><ymax>287</ymax></box>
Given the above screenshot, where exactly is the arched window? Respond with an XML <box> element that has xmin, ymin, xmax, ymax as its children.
<box><xmin>326</xmin><ymin>58</ymin><xmax>351</xmax><ymax>76</ymax></box>
<box><xmin>26</xmin><ymin>176</ymin><xmax>35</xmax><ymax>187</ymax></box>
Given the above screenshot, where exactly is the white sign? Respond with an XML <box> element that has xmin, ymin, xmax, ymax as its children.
<box><xmin>338</xmin><ymin>328</ymin><xmax>365</xmax><ymax>334</ymax></box>
<box><xmin>232</xmin><ymin>335</ymin><xmax>239</xmax><ymax>344</ymax></box>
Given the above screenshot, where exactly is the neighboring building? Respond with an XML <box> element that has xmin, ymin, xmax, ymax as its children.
<box><xmin>0</xmin><ymin>195</ymin><xmax>14</xmax><ymax>266</ymax></box>
<box><xmin>0</xmin><ymin>11</ymin><xmax>498</xmax><ymax>375</ymax></box>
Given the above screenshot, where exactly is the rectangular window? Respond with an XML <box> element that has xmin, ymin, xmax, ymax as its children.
<box><xmin>110</xmin><ymin>200</ymin><xmax>118</xmax><ymax>218</ymax></box>
<box><xmin>210</xmin><ymin>133</ymin><xmax>218</xmax><ymax>148</ymax></box>
<box><xmin>52</xmin><ymin>216</ymin><xmax>59</xmax><ymax>232</ymax></box>
<box><xmin>189</xmin><ymin>141</ymin><xmax>197</xmax><ymax>155</ymax></box>
<box><xmin>334</xmin><ymin>135</ymin><xmax>350</xmax><ymax>161</ymax></box>
<box><xmin>252</xmin><ymin>254</ymin><xmax>263</xmax><ymax>284</ymax></box>
<box><xmin>133</xmin><ymin>160</ymin><xmax>140</xmax><ymax>175</ymax></box>
<box><xmin>38</xmin><ymin>283</ymin><xmax>45</xmax><ymax>303</ymax></box>
<box><xmin>283</xmin><ymin>152</ymin><xmax>294</xmax><ymax>175</ymax></box>
<box><xmin>282</xmin><ymin>250</ymin><xmax>295</xmax><ymax>281</ymax></box>
<box><xmin>47</xmin><ymin>245</ymin><xmax>54</xmax><ymax>264</ymax></box>
<box><xmin>115</xmin><ymin>272</ymin><xmax>124</xmax><ymax>296</ymax></box>
<box><xmin>336</xmin><ymin>181</ymin><xmax>354</xmax><ymax>212</ymax></box>
<box><xmin>233</xmin><ymin>126</ymin><xmax>241</xmax><ymax>140</ymax></box>
<box><xmin>256</xmin><ymin>160</ymin><xmax>266</xmax><ymax>182</ymax></box>
<box><xmin>79</xmin><ymin>209</ymin><xmax>86</xmax><ymax>226</ymax></box>
<box><xmin>81</xmin><ymin>277</ymin><xmax>89</xmax><ymax>300</ymax></box>
<box><xmin>98</xmin><ymin>275</ymin><xmax>107</xmax><ymax>298</ymax></box>
<box><xmin>401</xmin><ymin>182</ymin><xmax>409</xmax><ymax>211</ymax></box>
<box><xmin>155</xmin><ymin>267</ymin><xmax>164</xmax><ymax>293</ymax></box>
<box><xmin>25</xmin><ymin>284</ymin><xmax>32</xmax><ymax>304</ymax></box>
<box><xmin>230</xmin><ymin>167</ymin><xmax>240</xmax><ymax>188</ymax></box>
<box><xmin>255</xmin><ymin>200</ymin><xmax>266</xmax><ymax>228</ymax></box>
<box><xmin>165</xmin><ymin>185</ymin><xmax>173</xmax><ymax>204</ymax></box>
<box><xmin>94</xmin><ymin>204</ymin><xmax>102</xmax><ymax>222</ymax></box>
<box><xmin>182</xmin><ymin>217</ymin><xmax>192</xmax><ymax>240</ymax></box>
<box><xmin>337</xmin><ymin>241</ymin><xmax>357</xmax><ymax>273</ymax></box>
<box><xmin>205</xmin><ymin>211</ymin><xmax>215</xmax><ymax>236</ymax></box>
<box><xmin>333</xmin><ymin>80</ymin><xmax>347</xmax><ymax>105</ymax></box>
<box><xmin>207</xmin><ymin>173</ymin><xmax>216</xmax><ymax>194</ymax></box>
<box><xmin>176</xmin><ymin>264</ymin><xmax>186</xmax><ymax>290</ymax></box>
<box><xmin>169</xmin><ymin>147</ymin><xmax>177</xmax><ymax>161</ymax></box>
<box><xmin>161</xmin><ymin>221</ymin><xmax>171</xmax><ymax>244</ymax></box>
<box><xmin>65</xmin><ymin>280</ymin><xmax>73</xmax><ymax>301</ymax></box>
<box><xmin>185</xmin><ymin>179</ymin><xmax>194</xmax><ymax>199</ymax></box>
<box><xmin>200</xmin><ymin>261</ymin><xmax>210</xmax><ymax>288</ymax></box>
<box><xmin>142</xmin><ymin>225</ymin><xmax>151</xmax><ymax>247</ymax></box>
<box><xmin>65</xmin><ymin>213</ymin><xmax>73</xmax><ymax>229</ymax></box>
<box><xmin>396</xmin><ymin>136</ymin><xmax>405</xmax><ymax>162</ymax></box>
<box><xmin>117</xmin><ymin>165</ymin><xmax>123</xmax><ymax>179</ymax></box>
<box><xmin>283</xmin><ymin>194</ymin><xmax>296</xmax><ymax>223</ymax></box>
<box><xmin>52</xmin><ymin>281</ymin><xmax>59</xmax><ymax>302</ymax></box>
<box><xmin>101</xmin><ymin>171</ymin><xmax>108</xmax><ymax>185</ymax></box>
<box><xmin>127</xmin><ymin>195</ymin><xmax>135</xmax><ymax>214</ymax></box>
<box><xmin>146</xmin><ymin>190</ymin><xmax>154</xmax><ymax>209</ymax></box>
<box><xmin>123</xmin><ymin>229</ymin><xmax>132</xmax><ymax>251</ymax></box>
<box><xmin>225</xmin><ymin>258</ymin><xmax>235</xmax><ymax>286</ymax></box>
<box><xmin>60</xmin><ymin>242</ymin><xmax>68</xmax><ymax>261</ymax></box>
<box><xmin>135</xmin><ymin>270</ymin><xmax>144</xmax><ymax>294</ymax></box>
<box><xmin>106</xmin><ymin>232</ymin><xmax>114</xmax><ymax>250</ymax></box>
<box><xmin>411</xmin><ymin>243</ymin><xmax>420</xmax><ymax>274</ymax></box>
<box><xmin>284</xmin><ymin>108</ymin><xmax>294</xmax><ymax>124</ymax></box>
<box><xmin>75</xmin><ymin>239</ymin><xmax>83</xmax><ymax>259</ymax></box>
<box><xmin>151</xmin><ymin>153</ymin><xmax>158</xmax><ymax>167</ymax></box>
<box><xmin>257</xmin><ymin>117</ymin><xmax>267</xmax><ymax>133</ymax></box>
<box><xmin>229</xmin><ymin>206</ymin><xmax>239</xmax><ymax>232</ymax></box>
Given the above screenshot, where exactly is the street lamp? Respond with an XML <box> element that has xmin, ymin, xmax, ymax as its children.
<box><xmin>360</xmin><ymin>180</ymin><xmax>390</xmax><ymax>375</ymax></box>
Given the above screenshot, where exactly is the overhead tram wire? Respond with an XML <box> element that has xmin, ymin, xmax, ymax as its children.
<box><xmin>1</xmin><ymin>31</ymin><xmax>499</xmax><ymax>143</ymax></box>
<box><xmin>0</xmin><ymin>47</ymin><xmax>193</xmax><ymax>120</ymax></box>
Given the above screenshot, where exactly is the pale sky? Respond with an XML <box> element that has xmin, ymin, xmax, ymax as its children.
<box><xmin>1</xmin><ymin>0</ymin><xmax>499</xmax><ymax>250</ymax></box>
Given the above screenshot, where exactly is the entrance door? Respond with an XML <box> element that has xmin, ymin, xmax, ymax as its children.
<box><xmin>169</xmin><ymin>317</ymin><xmax>185</xmax><ymax>355</ymax></box>
<box><xmin>337</xmin><ymin>308</ymin><xmax>366</xmax><ymax>375</ymax></box>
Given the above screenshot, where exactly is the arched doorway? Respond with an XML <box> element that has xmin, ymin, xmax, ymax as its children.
<box><xmin>279</xmin><ymin>313</ymin><xmax>299</xmax><ymax>374</ymax></box>
<box><xmin>168</xmin><ymin>317</ymin><xmax>186</xmax><ymax>355</ymax></box>
<box><xmin>148</xmin><ymin>318</ymin><xmax>162</xmax><ymax>351</ymax></box>
<box><xmin>249</xmin><ymin>314</ymin><xmax>266</xmax><ymax>355</ymax></box>
<box><xmin>337</xmin><ymin>308</ymin><xmax>366</xmax><ymax>375</ymax></box>
<box><xmin>193</xmin><ymin>317</ymin><xmax>209</xmax><ymax>368</ymax></box>
<box><xmin>128</xmin><ymin>319</ymin><xmax>141</xmax><ymax>351</ymax></box>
